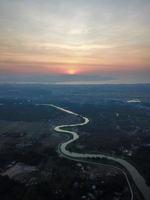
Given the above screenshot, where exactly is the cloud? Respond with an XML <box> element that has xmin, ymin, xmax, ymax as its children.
<box><xmin>0</xmin><ymin>0</ymin><xmax>149</xmax><ymax>83</ymax></box>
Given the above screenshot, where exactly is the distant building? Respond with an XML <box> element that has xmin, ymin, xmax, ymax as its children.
<box><xmin>127</xmin><ymin>99</ymin><xmax>141</xmax><ymax>103</ymax></box>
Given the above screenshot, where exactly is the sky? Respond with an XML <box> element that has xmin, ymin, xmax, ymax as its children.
<box><xmin>0</xmin><ymin>0</ymin><xmax>150</xmax><ymax>84</ymax></box>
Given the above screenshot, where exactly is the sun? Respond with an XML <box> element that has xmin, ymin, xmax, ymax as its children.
<box><xmin>67</xmin><ymin>69</ymin><xmax>76</xmax><ymax>75</ymax></box>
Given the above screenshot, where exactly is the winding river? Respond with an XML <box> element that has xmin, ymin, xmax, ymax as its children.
<box><xmin>48</xmin><ymin>104</ymin><xmax>150</xmax><ymax>200</ymax></box>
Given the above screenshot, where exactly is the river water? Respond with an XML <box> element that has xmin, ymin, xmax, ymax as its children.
<box><xmin>50</xmin><ymin>104</ymin><xmax>150</xmax><ymax>200</ymax></box>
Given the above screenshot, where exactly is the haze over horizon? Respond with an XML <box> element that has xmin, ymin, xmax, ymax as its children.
<box><xmin>0</xmin><ymin>0</ymin><xmax>150</xmax><ymax>84</ymax></box>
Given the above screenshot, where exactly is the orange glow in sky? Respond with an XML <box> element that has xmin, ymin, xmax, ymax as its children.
<box><xmin>0</xmin><ymin>0</ymin><xmax>150</xmax><ymax>83</ymax></box>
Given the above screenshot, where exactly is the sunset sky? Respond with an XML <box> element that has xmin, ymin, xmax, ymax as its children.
<box><xmin>0</xmin><ymin>0</ymin><xmax>150</xmax><ymax>84</ymax></box>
